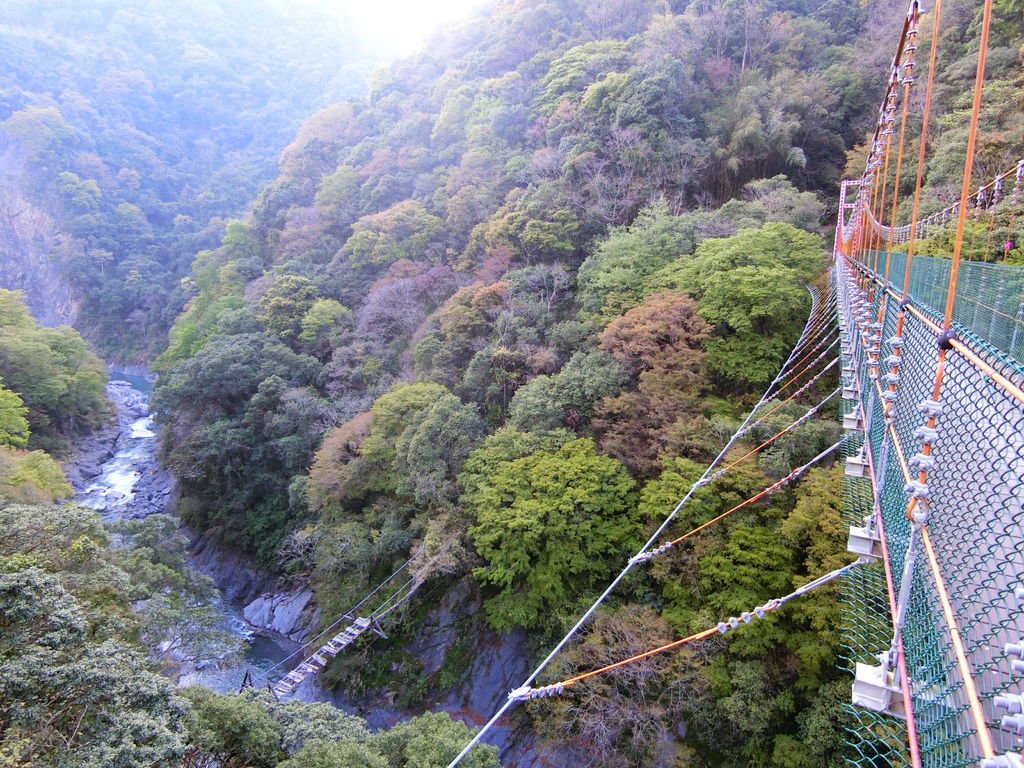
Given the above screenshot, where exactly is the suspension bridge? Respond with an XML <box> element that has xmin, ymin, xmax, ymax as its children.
<box><xmin>256</xmin><ymin>0</ymin><xmax>1024</xmax><ymax>763</ymax></box>
<box><xmin>244</xmin><ymin>545</ymin><xmax>452</xmax><ymax>699</ymax></box>
<box><xmin>832</xmin><ymin>0</ymin><xmax>1024</xmax><ymax>763</ymax></box>
<box><xmin>440</xmin><ymin>0</ymin><xmax>1023</xmax><ymax>763</ymax></box>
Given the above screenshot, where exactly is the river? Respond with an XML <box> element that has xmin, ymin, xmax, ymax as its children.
<box><xmin>73</xmin><ymin>374</ymin><xmax>299</xmax><ymax>694</ymax></box>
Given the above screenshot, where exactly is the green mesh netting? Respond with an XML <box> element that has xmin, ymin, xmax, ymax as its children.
<box><xmin>864</xmin><ymin>250</ymin><xmax>1024</xmax><ymax>364</ymax></box>
<box><xmin>838</xmin><ymin>254</ymin><xmax>1024</xmax><ymax>766</ymax></box>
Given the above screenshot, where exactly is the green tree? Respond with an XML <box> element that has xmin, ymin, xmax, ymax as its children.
<box><xmin>359</xmin><ymin>382</ymin><xmax>450</xmax><ymax>493</ymax></box>
<box><xmin>507</xmin><ymin>349</ymin><xmax>627</xmax><ymax>432</ymax></box>
<box><xmin>535</xmin><ymin>40</ymin><xmax>632</xmax><ymax>116</ymax></box>
<box><xmin>0</xmin><ymin>382</ymin><xmax>29</xmax><ymax>448</ymax></box>
<box><xmin>646</xmin><ymin>222</ymin><xmax>824</xmax><ymax>298</ymax></box>
<box><xmin>781</xmin><ymin>467</ymin><xmax>847</xmax><ymax>576</ymax></box>
<box><xmin>258</xmin><ymin>274</ymin><xmax>319</xmax><ymax>341</ymax></box>
<box><xmin>777</xmin><ymin>466</ymin><xmax>848</xmax><ymax>692</ymax></box>
<box><xmin>772</xmin><ymin>680</ymin><xmax>852</xmax><ymax>768</ymax></box>
<box><xmin>0</xmin><ymin>448</ymin><xmax>72</xmax><ymax>503</ymax></box>
<box><xmin>343</xmin><ymin>201</ymin><xmax>445</xmax><ymax>267</ymax></box>
<box><xmin>178</xmin><ymin>690</ymin><xmax>498</xmax><ymax>768</ymax></box>
<box><xmin>481</xmin><ymin>186</ymin><xmax>580</xmax><ymax>264</ymax></box>
<box><xmin>0</xmin><ymin>566</ymin><xmax>186</xmax><ymax>767</ymax></box>
<box><xmin>699</xmin><ymin>525</ymin><xmax>794</xmax><ymax>656</ymax></box>
<box><xmin>155</xmin><ymin>333</ymin><xmax>324</xmax><ymax>559</ymax></box>
<box><xmin>57</xmin><ymin>171</ymin><xmax>102</xmax><ymax>212</ymax></box>
<box><xmin>465</xmin><ymin>438</ymin><xmax>639</xmax><ymax>630</ymax></box>
<box><xmin>299</xmin><ymin>298</ymin><xmax>351</xmax><ymax>356</ymax></box>
<box><xmin>279</xmin><ymin>741</ymin><xmax>386</xmax><ymax>768</ymax></box>
<box><xmin>457</xmin><ymin>427</ymin><xmax>574</xmax><ymax>498</ymax></box>
<box><xmin>270</xmin><ymin>700</ymin><xmax>370</xmax><ymax>755</ymax></box>
<box><xmin>0</xmin><ymin>291</ymin><xmax>110</xmax><ymax>451</ymax></box>
<box><xmin>0</xmin><ymin>105</ymin><xmax>76</xmax><ymax>162</ymax></box>
<box><xmin>576</xmin><ymin>198</ymin><xmax>700</xmax><ymax>322</ymax></box>
<box><xmin>394</xmin><ymin>392</ymin><xmax>484</xmax><ymax>504</ymax></box>
<box><xmin>698</xmin><ymin>265</ymin><xmax>808</xmax><ymax>388</ymax></box>
<box><xmin>371</xmin><ymin>711</ymin><xmax>500</xmax><ymax>768</ymax></box>
<box><xmin>636</xmin><ymin>456</ymin><xmax>713</xmax><ymax>525</ymax></box>
<box><xmin>182</xmin><ymin>687</ymin><xmax>283</xmax><ymax>768</ymax></box>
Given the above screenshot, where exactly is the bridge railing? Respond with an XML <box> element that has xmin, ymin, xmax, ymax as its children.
<box><xmin>858</xmin><ymin>250</ymin><xmax>1024</xmax><ymax>365</ymax></box>
<box><xmin>838</xmin><ymin>254</ymin><xmax>1024</xmax><ymax>767</ymax></box>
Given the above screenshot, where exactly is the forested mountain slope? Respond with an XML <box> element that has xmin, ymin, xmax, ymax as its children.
<box><xmin>149</xmin><ymin>0</ymin><xmax>911</xmax><ymax>764</ymax></box>
<box><xmin>0</xmin><ymin>0</ymin><xmax>378</xmax><ymax>359</ymax></box>
<box><xmin>0</xmin><ymin>289</ymin><xmax>109</xmax><ymax>456</ymax></box>
<box><xmin>157</xmin><ymin>0</ymin><xmax>887</xmax><ymax>555</ymax></box>
<box><xmin>2</xmin><ymin>0</ymin><xmax>1018</xmax><ymax>764</ymax></box>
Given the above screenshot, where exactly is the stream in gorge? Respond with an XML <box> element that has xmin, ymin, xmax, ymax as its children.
<box><xmin>69</xmin><ymin>376</ymin><xmax>579</xmax><ymax>765</ymax></box>
<box><xmin>72</xmin><ymin>373</ymin><xmax>300</xmax><ymax>694</ymax></box>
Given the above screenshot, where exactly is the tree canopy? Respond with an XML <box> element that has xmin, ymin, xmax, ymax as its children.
<box><xmin>465</xmin><ymin>438</ymin><xmax>639</xmax><ymax>630</ymax></box>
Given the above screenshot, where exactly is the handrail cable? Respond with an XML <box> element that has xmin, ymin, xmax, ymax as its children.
<box><xmin>255</xmin><ymin>555</ymin><xmax>415</xmax><ymax>683</ymax></box>
<box><xmin>847</xmin><ymin>261</ymin><xmax>1024</xmax><ymax>404</ymax></box>
<box><xmin>737</xmin><ymin>356</ymin><xmax>840</xmax><ymax>438</ymax></box>
<box><xmin>633</xmin><ymin>437</ymin><xmax>847</xmax><ymax>563</ymax></box>
<box><xmin>772</xmin><ymin>335</ymin><xmax>840</xmax><ymax>396</ymax></box>
<box><xmin>509</xmin><ymin>561</ymin><xmax>863</xmax><ymax>700</ymax></box>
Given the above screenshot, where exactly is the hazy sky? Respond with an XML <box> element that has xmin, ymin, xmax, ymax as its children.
<box><xmin>331</xmin><ymin>0</ymin><xmax>488</xmax><ymax>56</ymax></box>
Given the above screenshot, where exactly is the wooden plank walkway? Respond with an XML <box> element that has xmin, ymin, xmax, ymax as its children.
<box><xmin>271</xmin><ymin>616</ymin><xmax>372</xmax><ymax>699</ymax></box>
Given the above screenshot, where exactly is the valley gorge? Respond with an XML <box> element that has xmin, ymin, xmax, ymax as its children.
<box><xmin>3</xmin><ymin>0</ymin><xmax>1021</xmax><ymax>766</ymax></box>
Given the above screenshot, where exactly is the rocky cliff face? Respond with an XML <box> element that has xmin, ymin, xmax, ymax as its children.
<box><xmin>321</xmin><ymin>576</ymin><xmax>583</xmax><ymax>766</ymax></box>
<box><xmin>0</xmin><ymin>143</ymin><xmax>76</xmax><ymax>327</ymax></box>
<box><xmin>188</xmin><ymin>530</ymin><xmax>278</xmax><ymax>606</ymax></box>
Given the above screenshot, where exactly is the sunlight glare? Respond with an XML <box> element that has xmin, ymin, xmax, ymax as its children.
<box><xmin>327</xmin><ymin>0</ymin><xmax>488</xmax><ymax>56</ymax></box>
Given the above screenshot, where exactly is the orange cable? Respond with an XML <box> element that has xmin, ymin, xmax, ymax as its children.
<box><xmin>902</xmin><ymin>0</ymin><xmax>942</xmax><ymax>296</ymax></box>
<box><xmin>883</xmin><ymin>11</ymin><xmax>919</xmax><ymax>278</ymax></box>
<box><xmin>714</xmin><ymin>390</ymin><xmax>839</xmax><ymax>479</ymax></box>
<box><xmin>948</xmin><ymin>339</ymin><xmax>1024</xmax><ymax>406</ymax></box>
<box><xmin>858</xmin><ymin>290</ymin><xmax>995</xmax><ymax>756</ymax></box>
<box><xmin>861</xmin><ymin>351</ymin><xmax>992</xmax><ymax>757</ymax></box>
<box><xmin>754</xmin><ymin>360</ymin><xmax>839</xmax><ymax>427</ymax></box>
<box><xmin>851</xmin><ymin>272</ymin><xmax>998</xmax><ymax>760</ymax></box>
<box><xmin>944</xmin><ymin>0</ymin><xmax>994</xmax><ymax>329</ymax></box>
<box><xmin>838</xmin><ymin>10</ymin><xmax>999</xmax><ymax>748</ymax></box>
<box><xmin>774</xmin><ymin>339</ymin><xmax>838</xmax><ymax>396</ymax></box>
<box><xmin>548</xmin><ymin>561</ymin><xmax>859</xmax><ymax>691</ymax></box>
<box><xmin>557</xmin><ymin>627</ymin><xmax>721</xmax><ymax>688</ymax></box>
<box><xmin>667</xmin><ymin>481</ymin><xmax>778</xmax><ymax>548</ymax></box>
<box><xmin>854</xmin><ymin>263</ymin><xmax>1024</xmax><ymax>405</ymax></box>
<box><xmin>776</xmin><ymin>329</ymin><xmax>839</xmax><ymax>389</ymax></box>
<box><xmin>872</xmin><ymin>126</ymin><xmax>895</xmax><ymax>273</ymax></box>
<box><xmin>920</xmin><ymin>528</ymin><xmax>997</xmax><ymax>757</ymax></box>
